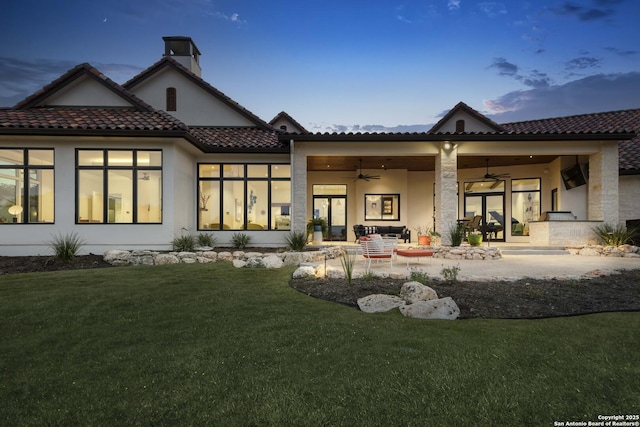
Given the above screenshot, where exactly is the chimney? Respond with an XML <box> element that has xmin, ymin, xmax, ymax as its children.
<box><xmin>163</xmin><ymin>36</ymin><xmax>202</xmax><ymax>77</ymax></box>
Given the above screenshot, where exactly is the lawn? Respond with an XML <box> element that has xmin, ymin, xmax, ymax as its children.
<box><xmin>1</xmin><ymin>263</ymin><xmax>638</xmax><ymax>426</ymax></box>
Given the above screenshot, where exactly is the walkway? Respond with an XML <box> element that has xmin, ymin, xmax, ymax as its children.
<box><xmin>317</xmin><ymin>242</ymin><xmax>640</xmax><ymax>281</ymax></box>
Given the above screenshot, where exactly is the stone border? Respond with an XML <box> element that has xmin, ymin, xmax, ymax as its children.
<box><xmin>103</xmin><ymin>246</ymin><xmax>344</xmax><ymax>268</ymax></box>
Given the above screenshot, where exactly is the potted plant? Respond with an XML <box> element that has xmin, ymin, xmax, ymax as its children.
<box><xmin>307</xmin><ymin>217</ymin><xmax>328</xmax><ymax>239</ymax></box>
<box><xmin>468</xmin><ymin>230</ymin><xmax>483</xmax><ymax>246</ymax></box>
<box><xmin>429</xmin><ymin>229</ymin><xmax>441</xmax><ymax>246</ymax></box>
<box><xmin>414</xmin><ymin>225</ymin><xmax>432</xmax><ymax>246</ymax></box>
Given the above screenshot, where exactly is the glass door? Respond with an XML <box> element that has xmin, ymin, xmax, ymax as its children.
<box><xmin>313</xmin><ymin>196</ymin><xmax>347</xmax><ymax>241</ymax></box>
<box><xmin>464</xmin><ymin>181</ymin><xmax>505</xmax><ymax>242</ymax></box>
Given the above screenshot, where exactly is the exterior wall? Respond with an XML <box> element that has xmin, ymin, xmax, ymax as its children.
<box><xmin>435</xmin><ymin>147</ymin><xmax>458</xmax><ymax>244</ymax></box>
<box><xmin>619</xmin><ymin>175</ymin><xmax>640</xmax><ymax>222</ymax></box>
<box><xmin>128</xmin><ymin>68</ymin><xmax>255</xmax><ymax>127</ymax></box>
<box><xmin>44</xmin><ymin>76</ymin><xmax>132</xmax><ymax>107</ymax></box>
<box><xmin>0</xmin><ymin>136</ymin><xmax>193</xmax><ymax>256</ymax></box>
<box><xmin>433</xmin><ymin>111</ymin><xmax>498</xmax><ymax>133</ymax></box>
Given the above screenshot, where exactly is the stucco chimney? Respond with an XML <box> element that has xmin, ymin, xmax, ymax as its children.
<box><xmin>163</xmin><ymin>36</ymin><xmax>202</xmax><ymax>77</ymax></box>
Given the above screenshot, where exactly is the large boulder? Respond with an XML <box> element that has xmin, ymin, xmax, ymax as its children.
<box><xmin>292</xmin><ymin>265</ymin><xmax>316</xmax><ymax>278</ymax></box>
<box><xmin>262</xmin><ymin>254</ymin><xmax>284</xmax><ymax>269</ymax></box>
<box><xmin>155</xmin><ymin>254</ymin><xmax>180</xmax><ymax>265</ymax></box>
<box><xmin>399</xmin><ymin>297</ymin><xmax>460</xmax><ymax>320</ymax></box>
<box><xmin>399</xmin><ymin>281</ymin><xmax>438</xmax><ymax>304</ymax></box>
<box><xmin>357</xmin><ymin>294</ymin><xmax>406</xmax><ymax>313</ymax></box>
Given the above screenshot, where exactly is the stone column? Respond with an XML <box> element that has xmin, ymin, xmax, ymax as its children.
<box><xmin>435</xmin><ymin>143</ymin><xmax>458</xmax><ymax>245</ymax></box>
<box><xmin>290</xmin><ymin>140</ymin><xmax>308</xmax><ymax>233</ymax></box>
<box><xmin>588</xmin><ymin>141</ymin><xmax>619</xmax><ymax>224</ymax></box>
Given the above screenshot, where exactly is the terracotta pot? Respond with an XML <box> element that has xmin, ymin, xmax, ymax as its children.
<box><xmin>418</xmin><ymin>235</ymin><xmax>431</xmax><ymax>246</ymax></box>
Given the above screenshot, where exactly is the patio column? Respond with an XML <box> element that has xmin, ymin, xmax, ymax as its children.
<box><xmin>588</xmin><ymin>141</ymin><xmax>619</xmax><ymax>224</ymax></box>
<box><xmin>435</xmin><ymin>143</ymin><xmax>458</xmax><ymax>245</ymax></box>
<box><xmin>290</xmin><ymin>139</ymin><xmax>308</xmax><ymax>234</ymax></box>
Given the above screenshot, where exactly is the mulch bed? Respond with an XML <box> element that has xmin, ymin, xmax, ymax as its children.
<box><xmin>289</xmin><ymin>270</ymin><xmax>640</xmax><ymax>319</ymax></box>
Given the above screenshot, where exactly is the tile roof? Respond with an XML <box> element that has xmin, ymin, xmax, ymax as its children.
<box><xmin>502</xmin><ymin>109</ymin><xmax>640</xmax><ymax>172</ymax></box>
<box><xmin>123</xmin><ymin>57</ymin><xmax>277</xmax><ymax>131</ymax></box>
<box><xmin>0</xmin><ymin>107</ymin><xmax>186</xmax><ymax>132</ymax></box>
<box><xmin>189</xmin><ymin>127</ymin><xmax>287</xmax><ymax>152</ymax></box>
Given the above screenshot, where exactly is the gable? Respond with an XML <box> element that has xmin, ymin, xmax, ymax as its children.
<box><xmin>41</xmin><ymin>75</ymin><xmax>133</xmax><ymax>107</ymax></box>
<box><xmin>434</xmin><ymin>110</ymin><xmax>499</xmax><ymax>133</ymax></box>
<box><xmin>126</xmin><ymin>66</ymin><xmax>256</xmax><ymax>127</ymax></box>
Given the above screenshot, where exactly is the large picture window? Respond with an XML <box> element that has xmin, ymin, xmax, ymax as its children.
<box><xmin>0</xmin><ymin>148</ymin><xmax>54</xmax><ymax>224</ymax></box>
<box><xmin>198</xmin><ymin>163</ymin><xmax>291</xmax><ymax>230</ymax></box>
<box><xmin>76</xmin><ymin>149</ymin><xmax>162</xmax><ymax>223</ymax></box>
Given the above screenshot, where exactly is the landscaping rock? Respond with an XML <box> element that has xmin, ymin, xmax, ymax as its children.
<box><xmin>103</xmin><ymin>250</ymin><xmax>131</xmax><ymax>263</ymax></box>
<box><xmin>399</xmin><ymin>297</ymin><xmax>460</xmax><ymax>320</ymax></box>
<box><xmin>293</xmin><ymin>265</ymin><xmax>316</xmax><ymax>278</ymax></box>
<box><xmin>357</xmin><ymin>294</ymin><xmax>406</xmax><ymax>313</ymax></box>
<box><xmin>262</xmin><ymin>254</ymin><xmax>284</xmax><ymax>269</ymax></box>
<box><xmin>399</xmin><ymin>281</ymin><xmax>438</xmax><ymax>304</ymax></box>
<box><xmin>233</xmin><ymin>259</ymin><xmax>247</xmax><ymax>268</ymax></box>
<box><xmin>155</xmin><ymin>254</ymin><xmax>180</xmax><ymax>265</ymax></box>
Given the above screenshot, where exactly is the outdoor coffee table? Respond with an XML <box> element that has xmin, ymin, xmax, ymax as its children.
<box><xmin>396</xmin><ymin>248</ymin><xmax>433</xmax><ymax>268</ymax></box>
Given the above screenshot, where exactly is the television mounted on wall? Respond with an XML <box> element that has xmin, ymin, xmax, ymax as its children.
<box><xmin>561</xmin><ymin>163</ymin><xmax>588</xmax><ymax>190</ymax></box>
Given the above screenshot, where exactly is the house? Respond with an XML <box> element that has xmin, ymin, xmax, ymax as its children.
<box><xmin>0</xmin><ymin>36</ymin><xmax>638</xmax><ymax>256</ymax></box>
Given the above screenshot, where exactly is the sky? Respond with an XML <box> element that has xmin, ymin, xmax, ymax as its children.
<box><xmin>1</xmin><ymin>0</ymin><xmax>639</xmax><ymax>133</ymax></box>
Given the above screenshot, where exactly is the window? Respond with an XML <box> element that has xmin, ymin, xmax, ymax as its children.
<box><xmin>166</xmin><ymin>87</ymin><xmax>176</xmax><ymax>111</ymax></box>
<box><xmin>198</xmin><ymin>163</ymin><xmax>291</xmax><ymax>230</ymax></box>
<box><xmin>77</xmin><ymin>149</ymin><xmax>162</xmax><ymax>223</ymax></box>
<box><xmin>456</xmin><ymin>119</ymin><xmax>465</xmax><ymax>132</ymax></box>
<box><xmin>0</xmin><ymin>148</ymin><xmax>54</xmax><ymax>224</ymax></box>
<box><xmin>365</xmin><ymin>193</ymin><xmax>400</xmax><ymax>221</ymax></box>
<box><xmin>511</xmin><ymin>178</ymin><xmax>540</xmax><ymax>236</ymax></box>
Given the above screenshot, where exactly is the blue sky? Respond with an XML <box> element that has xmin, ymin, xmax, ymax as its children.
<box><xmin>1</xmin><ymin>0</ymin><xmax>639</xmax><ymax>132</ymax></box>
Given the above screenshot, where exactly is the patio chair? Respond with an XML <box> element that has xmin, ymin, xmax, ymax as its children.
<box><xmin>359</xmin><ymin>236</ymin><xmax>393</xmax><ymax>271</ymax></box>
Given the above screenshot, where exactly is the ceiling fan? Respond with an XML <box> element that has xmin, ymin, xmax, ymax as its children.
<box><xmin>479</xmin><ymin>158</ymin><xmax>510</xmax><ymax>181</ymax></box>
<box><xmin>348</xmin><ymin>159</ymin><xmax>381</xmax><ymax>181</ymax></box>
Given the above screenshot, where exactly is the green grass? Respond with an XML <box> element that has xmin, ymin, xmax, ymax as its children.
<box><xmin>1</xmin><ymin>265</ymin><xmax>638</xmax><ymax>426</ymax></box>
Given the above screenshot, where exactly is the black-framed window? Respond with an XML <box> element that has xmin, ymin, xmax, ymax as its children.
<box><xmin>364</xmin><ymin>193</ymin><xmax>400</xmax><ymax>221</ymax></box>
<box><xmin>198</xmin><ymin>163</ymin><xmax>291</xmax><ymax>230</ymax></box>
<box><xmin>76</xmin><ymin>149</ymin><xmax>162</xmax><ymax>224</ymax></box>
<box><xmin>0</xmin><ymin>148</ymin><xmax>54</xmax><ymax>224</ymax></box>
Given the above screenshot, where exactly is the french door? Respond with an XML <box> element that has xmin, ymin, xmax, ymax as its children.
<box><xmin>464</xmin><ymin>182</ymin><xmax>505</xmax><ymax>241</ymax></box>
<box><xmin>313</xmin><ymin>196</ymin><xmax>347</xmax><ymax>241</ymax></box>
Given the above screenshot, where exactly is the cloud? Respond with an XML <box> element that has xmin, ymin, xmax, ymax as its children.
<box><xmin>483</xmin><ymin>71</ymin><xmax>640</xmax><ymax>122</ymax></box>
<box><xmin>604</xmin><ymin>46</ymin><xmax>638</xmax><ymax>57</ymax></box>
<box><xmin>477</xmin><ymin>2</ymin><xmax>507</xmax><ymax>17</ymax></box>
<box><xmin>448</xmin><ymin>0</ymin><xmax>461</xmax><ymax>11</ymax></box>
<box><xmin>550</xmin><ymin>0</ymin><xmax>622</xmax><ymax>21</ymax></box>
<box><xmin>307</xmin><ymin>122</ymin><xmax>432</xmax><ymax>134</ymax></box>
<box><xmin>565</xmin><ymin>56</ymin><xmax>601</xmax><ymax>71</ymax></box>
<box><xmin>0</xmin><ymin>57</ymin><xmax>145</xmax><ymax>107</ymax></box>
<box><xmin>489</xmin><ymin>58</ymin><xmax>552</xmax><ymax>88</ymax></box>
<box><xmin>212</xmin><ymin>11</ymin><xmax>247</xmax><ymax>25</ymax></box>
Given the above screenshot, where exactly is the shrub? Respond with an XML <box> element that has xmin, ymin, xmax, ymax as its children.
<box><xmin>340</xmin><ymin>250</ymin><xmax>357</xmax><ymax>285</ymax></box>
<box><xmin>593</xmin><ymin>223</ymin><xmax>638</xmax><ymax>246</ymax></box>
<box><xmin>284</xmin><ymin>231</ymin><xmax>308</xmax><ymax>251</ymax></box>
<box><xmin>48</xmin><ymin>232</ymin><xmax>85</xmax><ymax>262</ymax></box>
<box><xmin>197</xmin><ymin>233</ymin><xmax>217</xmax><ymax>248</ymax></box>
<box><xmin>231</xmin><ymin>232</ymin><xmax>252</xmax><ymax>249</ymax></box>
<box><xmin>441</xmin><ymin>264</ymin><xmax>461</xmax><ymax>283</ymax></box>
<box><xmin>409</xmin><ymin>269</ymin><xmax>430</xmax><ymax>283</ymax></box>
<box><xmin>172</xmin><ymin>235</ymin><xmax>196</xmax><ymax>252</ymax></box>
<box><xmin>448</xmin><ymin>223</ymin><xmax>465</xmax><ymax>246</ymax></box>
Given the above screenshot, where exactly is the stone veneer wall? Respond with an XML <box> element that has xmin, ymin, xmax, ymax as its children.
<box><xmin>528</xmin><ymin>221</ymin><xmax>600</xmax><ymax>246</ymax></box>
